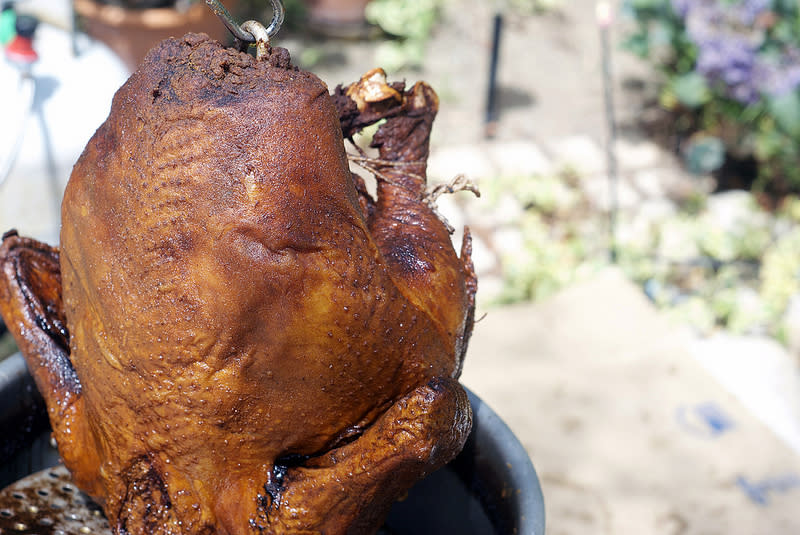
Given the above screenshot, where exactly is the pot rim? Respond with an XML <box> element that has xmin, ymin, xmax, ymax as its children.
<box><xmin>464</xmin><ymin>386</ymin><xmax>546</xmax><ymax>535</ymax></box>
<box><xmin>0</xmin><ymin>353</ymin><xmax>545</xmax><ymax>533</ymax></box>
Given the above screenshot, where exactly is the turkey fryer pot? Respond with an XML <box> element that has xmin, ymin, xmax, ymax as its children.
<box><xmin>0</xmin><ymin>352</ymin><xmax>546</xmax><ymax>534</ymax></box>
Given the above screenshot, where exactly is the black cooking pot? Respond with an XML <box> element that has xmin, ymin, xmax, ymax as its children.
<box><xmin>0</xmin><ymin>353</ymin><xmax>545</xmax><ymax>534</ymax></box>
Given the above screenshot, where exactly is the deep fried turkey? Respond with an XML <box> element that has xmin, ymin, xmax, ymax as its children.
<box><xmin>0</xmin><ymin>34</ymin><xmax>476</xmax><ymax>534</ymax></box>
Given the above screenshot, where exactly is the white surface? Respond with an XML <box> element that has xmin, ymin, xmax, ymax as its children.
<box><xmin>15</xmin><ymin>0</ymin><xmax>74</xmax><ymax>30</ymax></box>
<box><xmin>0</xmin><ymin>23</ymin><xmax>128</xmax><ymax>244</ymax></box>
<box><xmin>688</xmin><ymin>333</ymin><xmax>800</xmax><ymax>456</ymax></box>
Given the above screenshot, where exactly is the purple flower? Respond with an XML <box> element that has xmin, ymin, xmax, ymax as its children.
<box><xmin>753</xmin><ymin>50</ymin><xmax>800</xmax><ymax>97</ymax></box>
<box><xmin>671</xmin><ymin>0</ymin><xmax>794</xmax><ymax>103</ymax></box>
<box><xmin>735</xmin><ymin>0</ymin><xmax>770</xmax><ymax>25</ymax></box>
<box><xmin>729</xmin><ymin>81</ymin><xmax>760</xmax><ymax>104</ymax></box>
<box><xmin>673</xmin><ymin>0</ymin><xmax>770</xmax><ymax>25</ymax></box>
<box><xmin>684</xmin><ymin>1</ymin><xmax>725</xmax><ymax>43</ymax></box>
<box><xmin>670</xmin><ymin>0</ymin><xmax>692</xmax><ymax>18</ymax></box>
<box><xmin>691</xmin><ymin>29</ymin><xmax>760</xmax><ymax>103</ymax></box>
<box><xmin>695</xmin><ymin>36</ymin><xmax>754</xmax><ymax>80</ymax></box>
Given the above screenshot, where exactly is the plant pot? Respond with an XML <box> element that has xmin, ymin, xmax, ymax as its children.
<box><xmin>0</xmin><ymin>352</ymin><xmax>545</xmax><ymax>534</ymax></box>
<box><xmin>302</xmin><ymin>0</ymin><xmax>373</xmax><ymax>38</ymax></box>
<box><xmin>73</xmin><ymin>0</ymin><xmax>238</xmax><ymax>72</ymax></box>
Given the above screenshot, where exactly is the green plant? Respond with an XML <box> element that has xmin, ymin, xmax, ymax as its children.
<box><xmin>365</xmin><ymin>0</ymin><xmax>445</xmax><ymax>71</ymax></box>
<box><xmin>623</xmin><ymin>0</ymin><xmax>800</xmax><ymax>190</ymax></box>
<box><xmin>483</xmin><ymin>169</ymin><xmax>800</xmax><ymax>339</ymax></box>
<box><xmin>503</xmin><ymin>0</ymin><xmax>563</xmax><ymax>15</ymax></box>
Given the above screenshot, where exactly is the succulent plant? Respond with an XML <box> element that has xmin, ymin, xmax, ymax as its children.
<box><xmin>624</xmin><ymin>0</ymin><xmax>800</xmax><ymax>188</ymax></box>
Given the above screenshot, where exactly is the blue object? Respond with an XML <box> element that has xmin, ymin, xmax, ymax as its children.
<box><xmin>737</xmin><ymin>473</ymin><xmax>800</xmax><ymax>506</ymax></box>
<box><xmin>677</xmin><ymin>401</ymin><xmax>736</xmax><ymax>438</ymax></box>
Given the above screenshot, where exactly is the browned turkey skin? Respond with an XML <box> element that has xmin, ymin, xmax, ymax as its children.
<box><xmin>0</xmin><ymin>34</ymin><xmax>476</xmax><ymax>535</ymax></box>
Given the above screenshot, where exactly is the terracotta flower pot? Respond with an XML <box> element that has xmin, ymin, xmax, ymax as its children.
<box><xmin>73</xmin><ymin>0</ymin><xmax>238</xmax><ymax>72</ymax></box>
<box><xmin>302</xmin><ymin>0</ymin><xmax>373</xmax><ymax>38</ymax></box>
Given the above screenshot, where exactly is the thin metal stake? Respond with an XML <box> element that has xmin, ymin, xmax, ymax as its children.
<box><xmin>485</xmin><ymin>12</ymin><xmax>503</xmax><ymax>138</ymax></box>
<box><xmin>598</xmin><ymin>2</ymin><xmax>618</xmax><ymax>263</ymax></box>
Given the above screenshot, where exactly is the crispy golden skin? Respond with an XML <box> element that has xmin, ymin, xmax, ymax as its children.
<box><xmin>0</xmin><ymin>34</ymin><xmax>476</xmax><ymax>534</ymax></box>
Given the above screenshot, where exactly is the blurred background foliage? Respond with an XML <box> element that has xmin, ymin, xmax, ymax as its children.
<box><xmin>365</xmin><ymin>0</ymin><xmax>445</xmax><ymax>71</ymax></box>
<box><xmin>482</xmin><ymin>167</ymin><xmax>800</xmax><ymax>341</ymax></box>
<box><xmin>623</xmin><ymin>0</ymin><xmax>800</xmax><ymax>193</ymax></box>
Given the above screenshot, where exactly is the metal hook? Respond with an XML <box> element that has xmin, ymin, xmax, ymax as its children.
<box><xmin>205</xmin><ymin>0</ymin><xmax>285</xmax><ymax>52</ymax></box>
<box><xmin>240</xmin><ymin>19</ymin><xmax>271</xmax><ymax>59</ymax></box>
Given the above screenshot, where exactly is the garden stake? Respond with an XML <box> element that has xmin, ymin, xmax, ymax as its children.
<box><xmin>598</xmin><ymin>1</ymin><xmax>618</xmax><ymax>263</ymax></box>
<box><xmin>485</xmin><ymin>12</ymin><xmax>503</xmax><ymax>138</ymax></box>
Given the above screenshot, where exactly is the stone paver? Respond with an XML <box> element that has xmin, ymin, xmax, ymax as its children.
<box><xmin>548</xmin><ymin>134</ymin><xmax>608</xmax><ymax>176</ymax></box>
